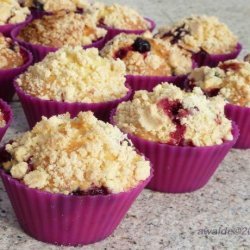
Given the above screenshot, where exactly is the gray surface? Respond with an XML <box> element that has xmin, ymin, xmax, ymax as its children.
<box><xmin>1</xmin><ymin>0</ymin><xmax>250</xmax><ymax>249</ymax></box>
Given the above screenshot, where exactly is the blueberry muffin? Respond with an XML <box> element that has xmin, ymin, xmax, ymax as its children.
<box><xmin>0</xmin><ymin>108</ymin><xmax>6</xmax><ymax>128</ymax></box>
<box><xmin>17</xmin><ymin>11</ymin><xmax>106</xmax><ymax>47</ymax></box>
<box><xmin>0</xmin><ymin>0</ymin><xmax>30</xmax><ymax>25</ymax></box>
<box><xmin>101</xmin><ymin>33</ymin><xmax>193</xmax><ymax>76</ymax></box>
<box><xmin>17</xmin><ymin>46</ymin><xmax>128</xmax><ymax>103</ymax></box>
<box><xmin>155</xmin><ymin>15</ymin><xmax>238</xmax><ymax>55</ymax></box>
<box><xmin>114</xmin><ymin>83</ymin><xmax>233</xmax><ymax>146</ymax></box>
<box><xmin>20</xmin><ymin>0</ymin><xmax>89</xmax><ymax>12</ymax></box>
<box><xmin>2</xmin><ymin>111</ymin><xmax>150</xmax><ymax>195</ymax></box>
<box><xmin>188</xmin><ymin>60</ymin><xmax>250</xmax><ymax>107</ymax></box>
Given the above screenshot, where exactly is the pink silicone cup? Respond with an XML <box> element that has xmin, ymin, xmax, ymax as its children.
<box><xmin>0</xmin><ymin>46</ymin><xmax>33</xmax><ymax>102</ymax></box>
<box><xmin>102</xmin><ymin>18</ymin><xmax>156</xmax><ymax>43</ymax></box>
<box><xmin>0</xmin><ymin>99</ymin><xmax>13</xmax><ymax>142</ymax></box>
<box><xmin>11</xmin><ymin>16</ymin><xmax>107</xmax><ymax>63</ymax></box>
<box><xmin>0</xmin><ymin>163</ymin><xmax>152</xmax><ymax>246</ymax></box>
<box><xmin>225</xmin><ymin>104</ymin><xmax>250</xmax><ymax>149</ymax></box>
<box><xmin>0</xmin><ymin>15</ymin><xmax>32</xmax><ymax>37</ymax></box>
<box><xmin>193</xmin><ymin>43</ymin><xmax>242</xmax><ymax>67</ymax></box>
<box><xmin>14</xmin><ymin>81</ymin><xmax>132</xmax><ymax>128</ymax></box>
<box><xmin>110</xmin><ymin>109</ymin><xmax>239</xmax><ymax>193</ymax></box>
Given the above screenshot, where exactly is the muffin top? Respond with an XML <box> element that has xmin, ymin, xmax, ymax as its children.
<box><xmin>17</xmin><ymin>47</ymin><xmax>128</xmax><ymax>103</ymax></box>
<box><xmin>0</xmin><ymin>108</ymin><xmax>6</xmax><ymax>128</ymax></box>
<box><xmin>101</xmin><ymin>33</ymin><xmax>193</xmax><ymax>76</ymax></box>
<box><xmin>0</xmin><ymin>0</ymin><xmax>30</xmax><ymax>25</ymax></box>
<box><xmin>0</xmin><ymin>33</ymin><xmax>24</xmax><ymax>69</ymax></box>
<box><xmin>91</xmin><ymin>3</ymin><xmax>150</xmax><ymax>30</ymax></box>
<box><xmin>188</xmin><ymin>60</ymin><xmax>250</xmax><ymax>107</ymax></box>
<box><xmin>21</xmin><ymin>0</ymin><xmax>89</xmax><ymax>12</ymax></box>
<box><xmin>114</xmin><ymin>83</ymin><xmax>233</xmax><ymax>147</ymax></box>
<box><xmin>155</xmin><ymin>15</ymin><xmax>238</xmax><ymax>54</ymax></box>
<box><xmin>18</xmin><ymin>11</ymin><xmax>107</xmax><ymax>47</ymax></box>
<box><xmin>2</xmin><ymin>112</ymin><xmax>150</xmax><ymax>195</ymax></box>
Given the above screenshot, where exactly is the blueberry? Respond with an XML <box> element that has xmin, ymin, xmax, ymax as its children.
<box><xmin>33</xmin><ymin>0</ymin><xmax>44</xmax><ymax>11</ymax></box>
<box><xmin>132</xmin><ymin>38</ymin><xmax>151</xmax><ymax>53</ymax></box>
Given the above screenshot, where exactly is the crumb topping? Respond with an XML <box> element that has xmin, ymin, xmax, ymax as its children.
<box><xmin>0</xmin><ymin>109</ymin><xmax>6</xmax><ymax>128</ymax></box>
<box><xmin>0</xmin><ymin>33</ymin><xmax>24</xmax><ymax>69</ymax></box>
<box><xmin>101</xmin><ymin>33</ymin><xmax>193</xmax><ymax>76</ymax></box>
<box><xmin>18</xmin><ymin>11</ymin><xmax>107</xmax><ymax>47</ymax></box>
<box><xmin>91</xmin><ymin>3</ymin><xmax>150</xmax><ymax>30</ymax></box>
<box><xmin>0</xmin><ymin>0</ymin><xmax>30</xmax><ymax>25</ymax></box>
<box><xmin>17</xmin><ymin>47</ymin><xmax>128</xmax><ymax>103</ymax></box>
<box><xmin>114</xmin><ymin>83</ymin><xmax>233</xmax><ymax>146</ymax></box>
<box><xmin>21</xmin><ymin>0</ymin><xmax>89</xmax><ymax>12</ymax></box>
<box><xmin>188</xmin><ymin>60</ymin><xmax>250</xmax><ymax>107</ymax></box>
<box><xmin>155</xmin><ymin>15</ymin><xmax>238</xmax><ymax>54</ymax></box>
<box><xmin>3</xmin><ymin>112</ymin><xmax>150</xmax><ymax>195</ymax></box>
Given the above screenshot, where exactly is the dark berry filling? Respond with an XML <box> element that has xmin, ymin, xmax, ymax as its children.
<box><xmin>33</xmin><ymin>0</ymin><xmax>44</xmax><ymax>11</ymax></box>
<box><xmin>132</xmin><ymin>38</ymin><xmax>151</xmax><ymax>53</ymax></box>
<box><xmin>157</xmin><ymin>99</ymin><xmax>190</xmax><ymax>146</ymax></box>
<box><xmin>72</xmin><ymin>186</ymin><xmax>109</xmax><ymax>196</ymax></box>
<box><xmin>159</xmin><ymin>24</ymin><xmax>190</xmax><ymax>45</ymax></box>
<box><xmin>115</xmin><ymin>46</ymin><xmax>132</xmax><ymax>59</ymax></box>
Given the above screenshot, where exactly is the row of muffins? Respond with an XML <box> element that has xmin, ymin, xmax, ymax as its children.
<box><xmin>0</xmin><ymin>0</ymin><xmax>249</xmax><ymax>247</ymax></box>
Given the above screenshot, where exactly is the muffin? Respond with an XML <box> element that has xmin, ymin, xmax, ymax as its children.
<box><xmin>101</xmin><ymin>33</ymin><xmax>194</xmax><ymax>92</ymax></box>
<box><xmin>89</xmin><ymin>3</ymin><xmax>155</xmax><ymax>41</ymax></box>
<box><xmin>187</xmin><ymin>59</ymin><xmax>250</xmax><ymax>148</ymax></box>
<box><xmin>20</xmin><ymin>0</ymin><xmax>89</xmax><ymax>12</ymax></box>
<box><xmin>0</xmin><ymin>33</ymin><xmax>33</xmax><ymax>101</ymax></box>
<box><xmin>0</xmin><ymin>99</ymin><xmax>13</xmax><ymax>142</ymax></box>
<box><xmin>12</xmin><ymin>11</ymin><xmax>107</xmax><ymax>62</ymax></box>
<box><xmin>112</xmin><ymin>83</ymin><xmax>238</xmax><ymax>192</ymax></box>
<box><xmin>0</xmin><ymin>111</ymin><xmax>151</xmax><ymax>246</ymax></box>
<box><xmin>155</xmin><ymin>15</ymin><xmax>241</xmax><ymax>67</ymax></box>
<box><xmin>15</xmin><ymin>46</ymin><xmax>131</xmax><ymax>127</ymax></box>
<box><xmin>0</xmin><ymin>0</ymin><xmax>31</xmax><ymax>36</ymax></box>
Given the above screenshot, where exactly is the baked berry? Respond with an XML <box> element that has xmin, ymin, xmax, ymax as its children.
<box><xmin>132</xmin><ymin>38</ymin><xmax>151</xmax><ymax>53</ymax></box>
<box><xmin>33</xmin><ymin>0</ymin><xmax>44</xmax><ymax>11</ymax></box>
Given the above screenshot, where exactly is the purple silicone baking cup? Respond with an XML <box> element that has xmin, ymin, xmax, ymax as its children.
<box><xmin>0</xmin><ymin>47</ymin><xmax>33</xmax><ymax>102</ymax></box>
<box><xmin>14</xmin><ymin>82</ymin><xmax>132</xmax><ymax>128</ymax></box>
<box><xmin>0</xmin><ymin>100</ymin><xmax>13</xmax><ymax>142</ymax></box>
<box><xmin>11</xmin><ymin>24</ymin><xmax>107</xmax><ymax>63</ymax></box>
<box><xmin>0</xmin><ymin>15</ymin><xmax>32</xmax><ymax>37</ymax></box>
<box><xmin>193</xmin><ymin>43</ymin><xmax>242</xmax><ymax>67</ymax></box>
<box><xmin>102</xmin><ymin>18</ymin><xmax>156</xmax><ymax>43</ymax></box>
<box><xmin>110</xmin><ymin>110</ymin><xmax>239</xmax><ymax>193</ymax></box>
<box><xmin>225</xmin><ymin>104</ymin><xmax>250</xmax><ymax>149</ymax></box>
<box><xmin>0</xmin><ymin>167</ymin><xmax>152</xmax><ymax>246</ymax></box>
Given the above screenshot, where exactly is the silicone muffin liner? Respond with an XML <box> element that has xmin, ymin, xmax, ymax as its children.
<box><xmin>0</xmin><ymin>47</ymin><xmax>33</xmax><ymax>102</ymax></box>
<box><xmin>193</xmin><ymin>43</ymin><xmax>242</xmax><ymax>67</ymax></box>
<box><xmin>0</xmin><ymin>15</ymin><xmax>32</xmax><ymax>37</ymax></box>
<box><xmin>0</xmin><ymin>100</ymin><xmax>13</xmax><ymax>142</ymax></box>
<box><xmin>14</xmin><ymin>82</ymin><xmax>132</xmax><ymax>128</ymax></box>
<box><xmin>102</xmin><ymin>18</ymin><xmax>156</xmax><ymax>43</ymax></box>
<box><xmin>111</xmin><ymin>110</ymin><xmax>239</xmax><ymax>193</ymax></box>
<box><xmin>126</xmin><ymin>75</ymin><xmax>187</xmax><ymax>93</ymax></box>
<box><xmin>11</xmin><ymin>25</ymin><xmax>107</xmax><ymax>63</ymax></box>
<box><xmin>0</xmin><ymin>165</ymin><xmax>152</xmax><ymax>246</ymax></box>
<box><xmin>225</xmin><ymin>104</ymin><xmax>250</xmax><ymax>149</ymax></box>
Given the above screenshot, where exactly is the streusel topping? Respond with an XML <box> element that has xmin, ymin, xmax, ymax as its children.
<box><xmin>17</xmin><ymin>47</ymin><xmax>128</xmax><ymax>103</ymax></box>
<box><xmin>0</xmin><ymin>33</ymin><xmax>24</xmax><ymax>69</ymax></box>
<box><xmin>188</xmin><ymin>60</ymin><xmax>250</xmax><ymax>107</ymax></box>
<box><xmin>92</xmin><ymin>3</ymin><xmax>150</xmax><ymax>30</ymax></box>
<box><xmin>3</xmin><ymin>112</ymin><xmax>150</xmax><ymax>194</ymax></box>
<box><xmin>101</xmin><ymin>33</ymin><xmax>193</xmax><ymax>76</ymax></box>
<box><xmin>0</xmin><ymin>0</ymin><xmax>30</xmax><ymax>25</ymax></box>
<box><xmin>114</xmin><ymin>83</ymin><xmax>233</xmax><ymax>146</ymax></box>
<box><xmin>0</xmin><ymin>109</ymin><xmax>6</xmax><ymax>128</ymax></box>
<box><xmin>18</xmin><ymin>11</ymin><xmax>107</xmax><ymax>47</ymax></box>
<box><xmin>21</xmin><ymin>0</ymin><xmax>89</xmax><ymax>12</ymax></box>
<box><xmin>155</xmin><ymin>15</ymin><xmax>238</xmax><ymax>54</ymax></box>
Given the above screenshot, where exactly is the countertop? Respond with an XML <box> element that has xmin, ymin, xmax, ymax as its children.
<box><xmin>0</xmin><ymin>0</ymin><xmax>250</xmax><ymax>249</ymax></box>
